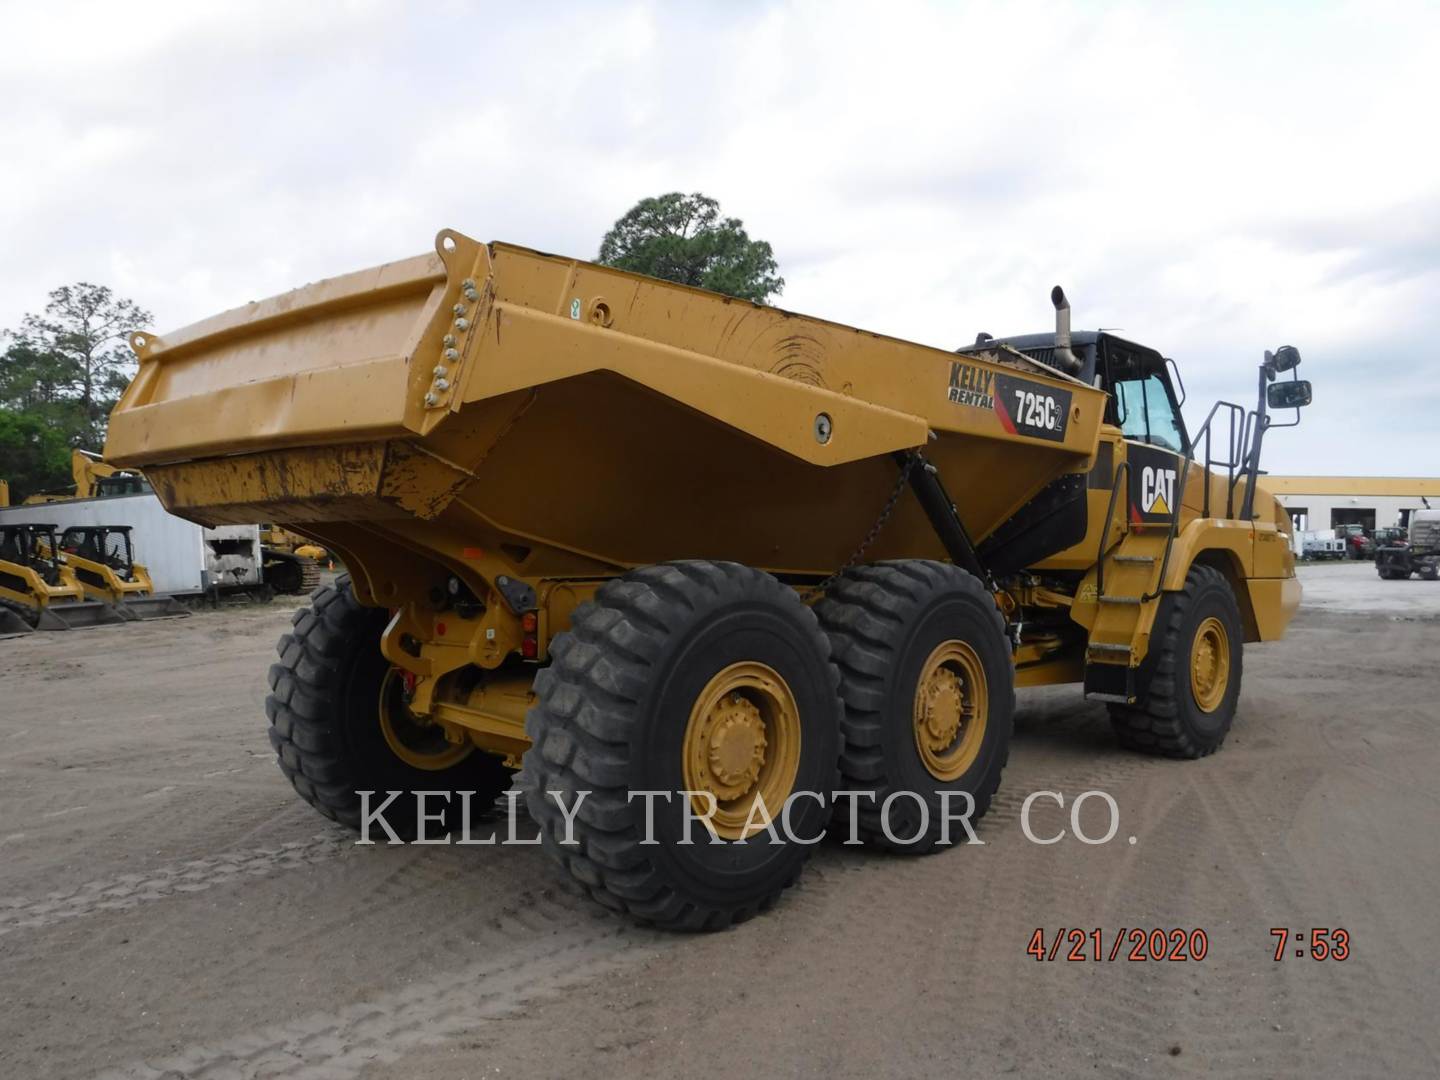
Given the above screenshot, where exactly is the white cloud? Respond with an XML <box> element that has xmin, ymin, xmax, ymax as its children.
<box><xmin>2</xmin><ymin>0</ymin><xmax>1437</xmax><ymax>474</ymax></box>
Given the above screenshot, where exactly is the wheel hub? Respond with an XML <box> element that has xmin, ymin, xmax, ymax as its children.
<box><xmin>682</xmin><ymin>662</ymin><xmax>802</xmax><ymax>840</ymax></box>
<box><xmin>919</xmin><ymin>668</ymin><xmax>965</xmax><ymax>752</ymax></box>
<box><xmin>705</xmin><ymin>695</ymin><xmax>768</xmax><ymax>798</ymax></box>
<box><xmin>1189</xmin><ymin>616</ymin><xmax>1230</xmax><ymax>713</ymax></box>
<box><xmin>378</xmin><ymin>668</ymin><xmax>474</xmax><ymax>771</ymax></box>
<box><xmin>912</xmin><ymin>640</ymin><xmax>988</xmax><ymax>782</ymax></box>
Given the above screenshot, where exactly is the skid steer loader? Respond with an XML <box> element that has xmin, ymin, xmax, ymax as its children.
<box><xmin>106</xmin><ymin>230</ymin><xmax>1308</xmax><ymax>929</ymax></box>
<box><xmin>0</xmin><ymin>524</ymin><xmax>126</xmax><ymax>633</ymax></box>
<box><xmin>57</xmin><ymin>525</ymin><xmax>189</xmax><ymax>620</ymax></box>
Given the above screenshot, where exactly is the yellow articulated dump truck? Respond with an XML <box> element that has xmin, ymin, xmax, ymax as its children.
<box><xmin>105</xmin><ymin>230</ymin><xmax>1307</xmax><ymax>929</ymax></box>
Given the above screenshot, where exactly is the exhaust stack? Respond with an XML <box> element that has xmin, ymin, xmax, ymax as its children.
<box><xmin>1050</xmin><ymin>286</ymin><xmax>1083</xmax><ymax>375</ymax></box>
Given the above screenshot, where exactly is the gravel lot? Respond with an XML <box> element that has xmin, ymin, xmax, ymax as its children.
<box><xmin>2</xmin><ymin>561</ymin><xmax>1437</xmax><ymax>1078</ymax></box>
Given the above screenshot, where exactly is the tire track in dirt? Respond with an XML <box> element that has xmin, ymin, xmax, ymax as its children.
<box><xmin>794</xmin><ymin>718</ymin><xmax>1198</xmax><ymax>1078</ymax></box>
<box><xmin>0</xmin><ymin>831</ymin><xmax>350</xmax><ymax>936</ymax></box>
<box><xmin>1057</xmin><ymin>777</ymin><xmax>1230</xmax><ymax>1079</ymax></box>
<box><xmin>1192</xmin><ymin>766</ymin><xmax>1436</xmax><ymax>1073</ymax></box>
<box><xmin>1177</xmin><ymin>765</ymin><xmax>1333</xmax><ymax>1076</ymax></box>
<box><xmin>91</xmin><ymin>923</ymin><xmax>663</xmax><ymax>1080</ymax></box>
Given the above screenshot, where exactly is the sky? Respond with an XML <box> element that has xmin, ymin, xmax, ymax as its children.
<box><xmin>2</xmin><ymin>0</ymin><xmax>1437</xmax><ymax>475</ymax></box>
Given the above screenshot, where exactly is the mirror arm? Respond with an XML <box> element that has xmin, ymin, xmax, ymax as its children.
<box><xmin>1240</xmin><ymin>361</ymin><xmax>1271</xmax><ymax>521</ymax></box>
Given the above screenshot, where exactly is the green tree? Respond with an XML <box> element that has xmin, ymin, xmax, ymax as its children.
<box><xmin>10</xmin><ymin>283</ymin><xmax>153</xmax><ymax>436</ymax></box>
<box><xmin>598</xmin><ymin>192</ymin><xmax>784</xmax><ymax>303</ymax></box>
<box><xmin>0</xmin><ymin>409</ymin><xmax>73</xmax><ymax>500</ymax></box>
<box><xmin>0</xmin><ymin>283</ymin><xmax>152</xmax><ymax>500</ymax></box>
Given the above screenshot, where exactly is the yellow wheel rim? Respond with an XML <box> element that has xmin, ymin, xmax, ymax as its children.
<box><xmin>682</xmin><ymin>662</ymin><xmax>802</xmax><ymax>841</ymax></box>
<box><xmin>913</xmin><ymin>640</ymin><xmax>988</xmax><ymax>782</ymax></box>
<box><xmin>378</xmin><ymin>669</ymin><xmax>473</xmax><ymax>771</ymax></box>
<box><xmin>1189</xmin><ymin>616</ymin><xmax>1230</xmax><ymax>713</ymax></box>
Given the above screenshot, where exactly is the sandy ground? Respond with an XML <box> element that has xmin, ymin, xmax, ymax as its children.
<box><xmin>1</xmin><ymin>562</ymin><xmax>1437</xmax><ymax>1079</ymax></box>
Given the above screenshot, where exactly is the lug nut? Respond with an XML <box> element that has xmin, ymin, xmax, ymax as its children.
<box><xmin>454</xmin><ymin>317</ymin><xmax>469</xmax><ymax>330</ymax></box>
<box><xmin>434</xmin><ymin>377</ymin><xmax>450</xmax><ymax>391</ymax></box>
<box><xmin>453</xmin><ymin>303</ymin><xmax>467</xmax><ymax>316</ymax></box>
<box><xmin>433</xmin><ymin>365</ymin><xmax>449</xmax><ymax>377</ymax></box>
<box><xmin>443</xmin><ymin>334</ymin><xmax>456</xmax><ymax>348</ymax></box>
<box><xmin>424</xmin><ymin>392</ymin><xmax>438</xmax><ymax>406</ymax></box>
<box><xmin>443</xmin><ymin>348</ymin><xmax>459</xmax><ymax>361</ymax></box>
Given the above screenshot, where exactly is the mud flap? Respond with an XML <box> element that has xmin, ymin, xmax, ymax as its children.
<box><xmin>1084</xmin><ymin>661</ymin><xmax>1136</xmax><ymax>704</ymax></box>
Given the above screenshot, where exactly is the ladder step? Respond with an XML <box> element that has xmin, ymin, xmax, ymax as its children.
<box><xmin>1112</xmin><ymin>554</ymin><xmax>1156</xmax><ymax>565</ymax></box>
<box><xmin>1098</xmin><ymin>595</ymin><xmax>1143</xmax><ymax>606</ymax></box>
<box><xmin>1087</xmin><ymin>642</ymin><xmax>1132</xmax><ymax>656</ymax></box>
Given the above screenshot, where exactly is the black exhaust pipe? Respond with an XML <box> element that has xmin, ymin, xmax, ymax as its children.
<box><xmin>1050</xmin><ymin>286</ymin><xmax>1083</xmax><ymax>375</ymax></box>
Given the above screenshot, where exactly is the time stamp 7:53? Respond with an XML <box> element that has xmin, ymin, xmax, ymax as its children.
<box><xmin>1272</xmin><ymin>928</ymin><xmax>1350</xmax><ymax>961</ymax></box>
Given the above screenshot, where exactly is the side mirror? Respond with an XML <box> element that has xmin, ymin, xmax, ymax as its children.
<box><xmin>1268</xmin><ymin>345</ymin><xmax>1302</xmax><ymax>372</ymax></box>
<box><xmin>1267</xmin><ymin>379</ymin><xmax>1312</xmax><ymax>409</ymax></box>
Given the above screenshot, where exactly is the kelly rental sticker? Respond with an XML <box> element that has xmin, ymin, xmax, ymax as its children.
<box><xmin>947</xmin><ymin>361</ymin><xmax>1072</xmax><ymax>443</ymax></box>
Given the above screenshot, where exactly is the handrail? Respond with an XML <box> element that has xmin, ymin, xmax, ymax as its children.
<box><xmin>1188</xmin><ymin>400</ymin><xmax>1247</xmax><ymax>519</ymax></box>
<box><xmin>1100</xmin><ymin>403</ymin><xmax>1249</xmax><ymax>613</ymax></box>
<box><xmin>1142</xmin><ymin>455</ymin><xmax>1191</xmax><ymax>602</ymax></box>
<box><xmin>1141</xmin><ymin>399</ymin><xmax>1250</xmax><ymax>602</ymax></box>
<box><xmin>1098</xmin><ymin>397</ymin><xmax>1261</xmax><ymax>608</ymax></box>
<box><xmin>1094</xmin><ymin>461</ymin><xmax>1132</xmax><ymax>600</ymax></box>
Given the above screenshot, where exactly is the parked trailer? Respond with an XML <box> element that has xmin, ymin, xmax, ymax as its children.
<box><xmin>0</xmin><ymin>493</ymin><xmax>262</xmax><ymax>597</ymax></box>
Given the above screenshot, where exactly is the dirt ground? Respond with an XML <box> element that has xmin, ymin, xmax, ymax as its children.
<box><xmin>2</xmin><ymin>562</ymin><xmax>1437</xmax><ymax>1079</ymax></box>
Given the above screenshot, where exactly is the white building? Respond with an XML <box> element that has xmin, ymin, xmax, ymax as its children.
<box><xmin>1261</xmin><ymin>476</ymin><xmax>1440</xmax><ymax>535</ymax></box>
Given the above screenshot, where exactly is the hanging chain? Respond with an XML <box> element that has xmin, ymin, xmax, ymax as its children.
<box><xmin>805</xmin><ymin>453</ymin><xmax>918</xmax><ymax>600</ymax></box>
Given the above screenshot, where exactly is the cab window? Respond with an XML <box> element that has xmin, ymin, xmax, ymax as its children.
<box><xmin>1115</xmin><ymin>375</ymin><xmax>1185</xmax><ymax>454</ymax></box>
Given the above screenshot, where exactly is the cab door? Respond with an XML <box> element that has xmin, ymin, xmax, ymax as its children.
<box><xmin>1111</xmin><ymin>373</ymin><xmax>1186</xmax><ymax>527</ymax></box>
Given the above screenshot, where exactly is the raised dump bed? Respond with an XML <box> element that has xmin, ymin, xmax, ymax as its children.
<box><xmin>108</xmin><ymin>230</ymin><xmax>1106</xmax><ymax>585</ymax></box>
<box><xmin>106</xmin><ymin>229</ymin><xmax>1302</xmax><ymax>930</ymax></box>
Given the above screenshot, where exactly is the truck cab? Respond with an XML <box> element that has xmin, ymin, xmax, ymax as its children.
<box><xmin>967</xmin><ymin>330</ymin><xmax>1189</xmax><ymax>452</ymax></box>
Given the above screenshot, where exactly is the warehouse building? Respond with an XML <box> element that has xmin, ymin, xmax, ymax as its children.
<box><xmin>1261</xmin><ymin>476</ymin><xmax>1440</xmax><ymax>534</ymax></box>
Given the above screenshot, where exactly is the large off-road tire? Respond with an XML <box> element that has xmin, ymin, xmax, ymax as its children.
<box><xmin>265</xmin><ymin>575</ymin><xmax>512</xmax><ymax>836</ymax></box>
<box><xmin>1108</xmin><ymin>563</ymin><xmax>1243</xmax><ymax>759</ymax></box>
<box><xmin>815</xmin><ymin>561</ymin><xmax>1014</xmax><ymax>854</ymax></box>
<box><xmin>523</xmin><ymin>561</ymin><xmax>842</xmax><ymax>931</ymax></box>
